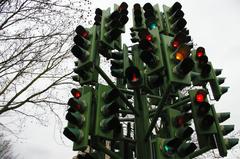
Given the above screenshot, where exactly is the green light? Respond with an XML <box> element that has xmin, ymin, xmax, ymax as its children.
<box><xmin>149</xmin><ymin>22</ymin><xmax>157</xmax><ymax>29</ymax></box>
<box><xmin>164</xmin><ymin>145</ymin><xmax>174</xmax><ymax>156</ymax></box>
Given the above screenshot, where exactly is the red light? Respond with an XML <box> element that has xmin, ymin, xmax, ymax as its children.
<box><xmin>172</xmin><ymin>40</ymin><xmax>179</xmax><ymax>48</ymax></box>
<box><xmin>197</xmin><ymin>51</ymin><xmax>204</xmax><ymax>58</ymax></box>
<box><xmin>146</xmin><ymin>34</ymin><xmax>152</xmax><ymax>41</ymax></box>
<box><xmin>196</xmin><ymin>47</ymin><xmax>205</xmax><ymax>58</ymax></box>
<box><xmin>71</xmin><ymin>89</ymin><xmax>81</xmax><ymax>98</ymax></box>
<box><xmin>131</xmin><ymin>73</ymin><xmax>138</xmax><ymax>82</ymax></box>
<box><xmin>195</xmin><ymin>91</ymin><xmax>206</xmax><ymax>103</ymax></box>
<box><xmin>73</xmin><ymin>91</ymin><xmax>81</xmax><ymax>98</ymax></box>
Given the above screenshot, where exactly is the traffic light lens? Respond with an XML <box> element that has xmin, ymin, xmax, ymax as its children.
<box><xmin>198</xmin><ymin>102</ymin><xmax>211</xmax><ymax>116</ymax></box>
<box><xmin>125</xmin><ymin>66</ymin><xmax>142</xmax><ymax>86</ymax></box>
<box><xmin>172</xmin><ymin>40</ymin><xmax>179</xmax><ymax>48</ymax></box>
<box><xmin>71</xmin><ymin>89</ymin><xmax>81</xmax><ymax>98</ymax></box>
<box><xmin>197</xmin><ymin>51</ymin><xmax>204</xmax><ymax>58</ymax></box>
<box><xmin>149</xmin><ymin>22</ymin><xmax>157</xmax><ymax>29</ymax></box>
<box><xmin>81</xmin><ymin>31</ymin><xmax>88</xmax><ymax>38</ymax></box>
<box><xmin>146</xmin><ymin>34</ymin><xmax>152</xmax><ymax>41</ymax></box>
<box><xmin>176</xmin><ymin>116</ymin><xmax>185</xmax><ymax>127</ymax></box>
<box><xmin>164</xmin><ymin>145</ymin><xmax>174</xmax><ymax>156</ymax></box>
<box><xmin>196</xmin><ymin>47</ymin><xmax>205</xmax><ymax>58</ymax></box>
<box><xmin>175</xmin><ymin>52</ymin><xmax>185</xmax><ymax>61</ymax></box>
<box><xmin>195</xmin><ymin>91</ymin><xmax>206</xmax><ymax>103</ymax></box>
<box><xmin>132</xmin><ymin>73</ymin><xmax>138</xmax><ymax>82</ymax></box>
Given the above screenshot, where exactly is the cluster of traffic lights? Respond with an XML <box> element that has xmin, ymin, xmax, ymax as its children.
<box><xmin>65</xmin><ymin>1</ymin><xmax>238</xmax><ymax>158</ymax></box>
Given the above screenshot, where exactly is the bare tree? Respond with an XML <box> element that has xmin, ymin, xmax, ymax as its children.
<box><xmin>0</xmin><ymin>0</ymin><xmax>92</xmax><ymax>132</ymax></box>
<box><xmin>0</xmin><ymin>133</ymin><xmax>19</xmax><ymax>159</ymax></box>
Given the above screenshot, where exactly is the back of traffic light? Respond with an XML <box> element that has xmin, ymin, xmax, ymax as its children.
<box><xmin>63</xmin><ymin>86</ymin><xmax>93</xmax><ymax>151</ymax></box>
<box><xmin>162</xmin><ymin>2</ymin><xmax>187</xmax><ymax>36</ymax></box>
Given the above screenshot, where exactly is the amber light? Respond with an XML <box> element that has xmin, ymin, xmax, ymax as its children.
<box><xmin>175</xmin><ymin>51</ymin><xmax>186</xmax><ymax>61</ymax></box>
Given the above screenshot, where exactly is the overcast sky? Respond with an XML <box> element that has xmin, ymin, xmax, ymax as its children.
<box><xmin>10</xmin><ymin>0</ymin><xmax>240</xmax><ymax>158</ymax></box>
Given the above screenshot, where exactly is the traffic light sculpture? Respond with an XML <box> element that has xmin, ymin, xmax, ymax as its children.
<box><xmin>64</xmin><ymin>2</ymin><xmax>237</xmax><ymax>158</ymax></box>
<box><xmin>63</xmin><ymin>86</ymin><xmax>93</xmax><ymax>150</ymax></box>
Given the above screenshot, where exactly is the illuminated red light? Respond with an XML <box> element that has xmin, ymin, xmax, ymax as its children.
<box><xmin>132</xmin><ymin>73</ymin><xmax>138</xmax><ymax>82</ymax></box>
<box><xmin>73</xmin><ymin>91</ymin><xmax>81</xmax><ymax>98</ymax></box>
<box><xmin>71</xmin><ymin>89</ymin><xmax>81</xmax><ymax>98</ymax></box>
<box><xmin>195</xmin><ymin>91</ymin><xmax>206</xmax><ymax>103</ymax></box>
<box><xmin>172</xmin><ymin>40</ymin><xmax>179</xmax><ymax>48</ymax></box>
<box><xmin>146</xmin><ymin>34</ymin><xmax>152</xmax><ymax>41</ymax></box>
<box><xmin>197</xmin><ymin>51</ymin><xmax>204</xmax><ymax>58</ymax></box>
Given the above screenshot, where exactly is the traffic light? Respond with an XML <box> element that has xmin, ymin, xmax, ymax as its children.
<box><xmin>94</xmin><ymin>84</ymin><xmax>122</xmax><ymax>140</ymax></box>
<box><xmin>94</xmin><ymin>8</ymin><xmax>102</xmax><ymax>25</ymax></box>
<box><xmin>189</xmin><ymin>89</ymin><xmax>238</xmax><ymax>156</ymax></box>
<box><xmin>132</xmin><ymin>3</ymin><xmax>145</xmax><ymax>30</ymax></box>
<box><xmin>138</xmin><ymin>29</ymin><xmax>158</xmax><ymax>68</ymax></box>
<box><xmin>138</xmin><ymin>28</ymin><xmax>165</xmax><ymax>75</ymax></box>
<box><xmin>189</xmin><ymin>89</ymin><xmax>218</xmax><ymax>148</ymax></box>
<box><xmin>161</xmin><ymin>34</ymin><xmax>194</xmax><ymax>88</ymax></box>
<box><xmin>100</xmin><ymin>3</ymin><xmax>128</xmax><ymax>50</ymax></box>
<box><xmin>166</xmin><ymin>108</ymin><xmax>196</xmax><ymax>157</ymax></box>
<box><xmin>191</xmin><ymin>46</ymin><xmax>228</xmax><ymax>100</ymax></box>
<box><xmin>63</xmin><ymin>86</ymin><xmax>93</xmax><ymax>151</ymax></box>
<box><xmin>152</xmin><ymin>136</ymin><xmax>196</xmax><ymax>158</ymax></box>
<box><xmin>125</xmin><ymin>65</ymin><xmax>143</xmax><ymax>89</ymax></box>
<box><xmin>72</xmin><ymin>25</ymin><xmax>97</xmax><ymax>69</ymax></box>
<box><xmin>142</xmin><ymin>3</ymin><xmax>164</xmax><ymax>32</ymax></box>
<box><xmin>163</xmin><ymin>2</ymin><xmax>187</xmax><ymax>35</ymax></box>
<box><xmin>143</xmin><ymin>3</ymin><xmax>158</xmax><ymax>30</ymax></box>
<box><xmin>170</xmin><ymin>30</ymin><xmax>191</xmax><ymax>51</ymax></box>
<box><xmin>71</xmin><ymin>25</ymin><xmax>99</xmax><ymax>85</ymax></box>
<box><xmin>191</xmin><ymin>47</ymin><xmax>212</xmax><ymax>86</ymax></box>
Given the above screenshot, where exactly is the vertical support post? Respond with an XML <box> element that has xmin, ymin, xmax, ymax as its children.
<box><xmin>134</xmin><ymin>89</ymin><xmax>152</xmax><ymax>159</ymax></box>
